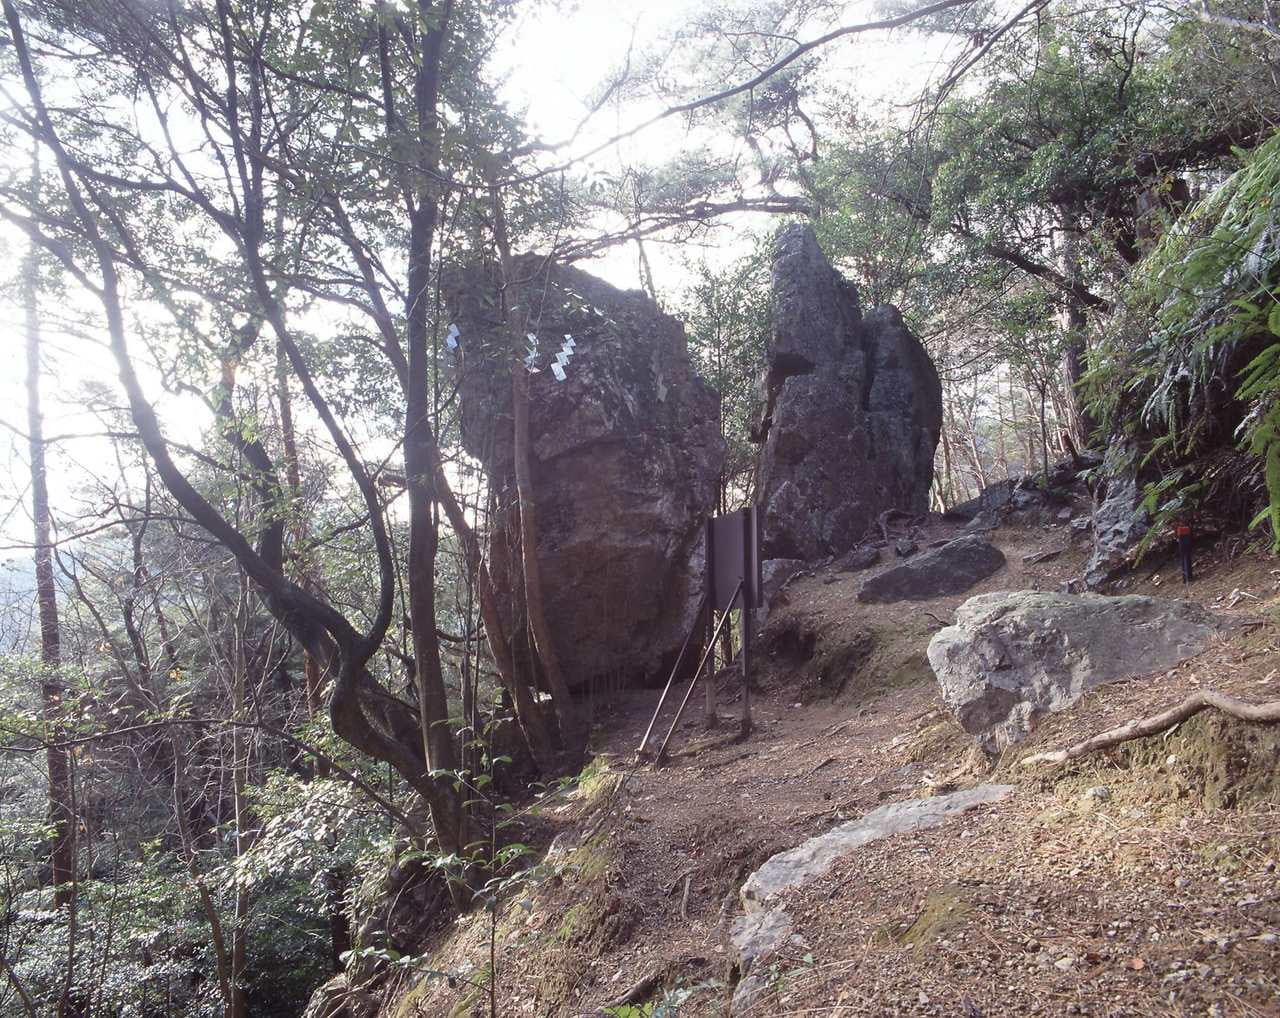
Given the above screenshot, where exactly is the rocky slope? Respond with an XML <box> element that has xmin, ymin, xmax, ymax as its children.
<box><xmin>370</xmin><ymin>510</ymin><xmax>1280</xmax><ymax>1018</ymax></box>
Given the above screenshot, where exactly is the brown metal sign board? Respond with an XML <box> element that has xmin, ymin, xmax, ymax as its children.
<box><xmin>707</xmin><ymin>505</ymin><xmax>762</xmax><ymax>610</ymax></box>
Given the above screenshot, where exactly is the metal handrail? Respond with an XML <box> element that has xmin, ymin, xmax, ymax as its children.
<box><xmin>636</xmin><ymin>590</ymin><xmax>710</xmax><ymax>756</ymax></box>
<box><xmin>653</xmin><ymin>580</ymin><xmax>743</xmax><ymax>767</ymax></box>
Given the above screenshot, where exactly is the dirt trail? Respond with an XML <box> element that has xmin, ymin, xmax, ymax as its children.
<box><xmin>387</xmin><ymin>521</ymin><xmax>1280</xmax><ymax>1018</ymax></box>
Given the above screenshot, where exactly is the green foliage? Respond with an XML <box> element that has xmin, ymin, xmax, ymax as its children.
<box><xmin>818</xmin><ymin>5</ymin><xmax>1190</xmax><ymax>325</ymax></box>
<box><xmin>241</xmin><ymin>767</ymin><xmax>390</xmax><ymax>905</ymax></box>
<box><xmin>0</xmin><ymin>855</ymin><xmax>225</xmax><ymax>1017</ymax></box>
<box><xmin>678</xmin><ymin>243</ymin><xmax>772</xmax><ymax>508</ymax></box>
<box><xmin>1089</xmin><ymin>130</ymin><xmax>1280</xmax><ymax>544</ymax></box>
<box><xmin>814</xmin><ymin>3</ymin><xmax>1280</xmax><ymax>508</ymax></box>
<box><xmin>810</xmin><ymin>131</ymin><xmax>931</xmax><ymax>309</ymax></box>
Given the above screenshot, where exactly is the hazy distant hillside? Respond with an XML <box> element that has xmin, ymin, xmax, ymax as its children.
<box><xmin>0</xmin><ymin>557</ymin><xmax>36</xmax><ymax>655</ymax></box>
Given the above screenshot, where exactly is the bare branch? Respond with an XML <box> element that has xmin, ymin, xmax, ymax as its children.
<box><xmin>503</xmin><ymin>0</ymin><xmax>982</xmax><ymax>184</ymax></box>
<box><xmin>1197</xmin><ymin>0</ymin><xmax>1280</xmax><ymax>41</ymax></box>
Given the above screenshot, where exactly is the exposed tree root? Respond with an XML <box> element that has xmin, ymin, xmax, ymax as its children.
<box><xmin>570</xmin><ymin>967</ymin><xmax>664</xmax><ymax>1017</ymax></box>
<box><xmin>1020</xmin><ymin>689</ymin><xmax>1280</xmax><ymax>767</ymax></box>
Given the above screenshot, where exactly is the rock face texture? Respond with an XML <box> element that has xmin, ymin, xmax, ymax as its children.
<box><xmin>729</xmin><ymin>785</ymin><xmax>1014</xmax><ymax>1014</ymax></box>
<box><xmin>756</xmin><ymin>225</ymin><xmax>943</xmax><ymax>563</ymax></box>
<box><xmin>856</xmin><ymin>535</ymin><xmax>1006</xmax><ymax>603</ymax></box>
<box><xmin>1086</xmin><ymin>440</ymin><xmax>1150</xmax><ymax>589</ymax></box>
<box><xmin>448</xmin><ymin>257</ymin><xmax>723</xmax><ymax>691</ymax></box>
<box><xmin>739</xmin><ymin>785</ymin><xmax>1016</xmax><ymax>910</ymax></box>
<box><xmin>834</xmin><ymin>545</ymin><xmax>880</xmax><ymax>573</ymax></box>
<box><xmin>928</xmin><ymin>591</ymin><xmax>1225</xmax><ymax>752</ymax></box>
<box><xmin>760</xmin><ymin>557</ymin><xmax>805</xmax><ymax>618</ymax></box>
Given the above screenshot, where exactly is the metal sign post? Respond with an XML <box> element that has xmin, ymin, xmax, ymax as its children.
<box><xmin>652</xmin><ymin>580</ymin><xmax>742</xmax><ymax>767</ymax></box>
<box><xmin>638</xmin><ymin>505</ymin><xmax>762</xmax><ymax>765</ymax></box>
<box><xmin>707</xmin><ymin>505</ymin><xmax>762</xmax><ymax>739</ymax></box>
<box><xmin>636</xmin><ymin>592</ymin><xmax>708</xmax><ymax>757</ymax></box>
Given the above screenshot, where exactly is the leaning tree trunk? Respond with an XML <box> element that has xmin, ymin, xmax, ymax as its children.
<box><xmin>2</xmin><ymin>0</ymin><xmax>469</xmax><ymax>885</ymax></box>
<box><xmin>23</xmin><ymin>209</ymin><xmax>75</xmax><ymax>911</ymax></box>
<box><xmin>491</xmin><ymin>188</ymin><xmax>585</xmax><ymax>766</ymax></box>
<box><xmin>508</xmin><ymin>359</ymin><xmax>586</xmax><ymax>764</ymax></box>
<box><xmin>1059</xmin><ymin>216</ymin><xmax>1096</xmax><ymax>446</ymax></box>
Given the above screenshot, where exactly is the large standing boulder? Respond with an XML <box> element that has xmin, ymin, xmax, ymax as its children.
<box><xmin>927</xmin><ymin>591</ymin><xmax>1227</xmax><ymax>752</ymax></box>
<box><xmin>856</xmin><ymin>535</ymin><xmax>1006</xmax><ymax>603</ymax></box>
<box><xmin>447</xmin><ymin>257</ymin><xmax>723</xmax><ymax>691</ymax></box>
<box><xmin>756</xmin><ymin>225</ymin><xmax>942</xmax><ymax>562</ymax></box>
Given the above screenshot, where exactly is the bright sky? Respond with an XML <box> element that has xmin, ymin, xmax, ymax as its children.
<box><xmin>0</xmin><ymin>0</ymin><xmax>970</xmax><ymax>553</ymax></box>
<box><xmin>494</xmin><ymin>0</ymin><xmax>963</xmax><ymax>291</ymax></box>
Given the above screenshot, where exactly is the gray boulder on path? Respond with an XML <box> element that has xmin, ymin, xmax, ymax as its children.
<box><xmin>928</xmin><ymin>591</ymin><xmax>1227</xmax><ymax>752</ymax></box>
<box><xmin>739</xmin><ymin>784</ymin><xmax>1015</xmax><ymax>910</ymax></box>
<box><xmin>834</xmin><ymin>545</ymin><xmax>880</xmax><ymax>572</ymax></box>
<box><xmin>755</xmin><ymin>225</ymin><xmax>942</xmax><ymax>562</ymax></box>
<box><xmin>856</xmin><ymin>535</ymin><xmax>1006</xmax><ymax>603</ymax></box>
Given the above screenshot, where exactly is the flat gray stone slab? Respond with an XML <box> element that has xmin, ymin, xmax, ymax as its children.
<box><xmin>729</xmin><ymin>908</ymin><xmax>793</xmax><ymax>971</ymax></box>
<box><xmin>741</xmin><ymin>785</ymin><xmax>1015</xmax><ymax>911</ymax></box>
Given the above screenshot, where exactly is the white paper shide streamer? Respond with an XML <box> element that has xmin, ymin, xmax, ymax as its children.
<box><xmin>528</xmin><ymin>333</ymin><xmax>575</xmax><ymax>382</ymax></box>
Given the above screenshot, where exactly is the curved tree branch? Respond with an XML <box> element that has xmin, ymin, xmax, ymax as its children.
<box><xmin>1020</xmin><ymin>689</ymin><xmax>1280</xmax><ymax>768</ymax></box>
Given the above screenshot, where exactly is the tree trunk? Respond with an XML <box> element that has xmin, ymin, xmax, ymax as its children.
<box><xmin>508</xmin><ymin>359</ymin><xmax>585</xmax><ymax>762</ymax></box>
<box><xmin>1039</xmin><ymin>383</ymin><xmax>1051</xmax><ymax>486</ymax></box>
<box><xmin>276</xmin><ymin>341</ymin><xmax>327</xmax><ymax>718</ymax></box>
<box><xmin>636</xmin><ymin>235</ymin><xmax>658</xmax><ymax>304</ymax></box>
<box><xmin>995</xmin><ymin>369</ymin><xmax>1009</xmax><ymax>478</ymax></box>
<box><xmin>718</xmin><ymin>611</ymin><xmax>734</xmax><ymax>671</ymax></box>
<box><xmin>23</xmin><ymin>206</ymin><xmax>75</xmax><ymax>911</ymax></box>
<box><xmin>491</xmin><ymin>189</ymin><xmax>585</xmax><ymax>765</ymax></box>
<box><xmin>1018</xmin><ymin>383</ymin><xmax>1037</xmax><ymax>468</ymax></box>
<box><xmin>276</xmin><ymin>343</ymin><xmax>353</xmax><ymax>967</ymax></box>
<box><xmin>954</xmin><ymin>393</ymin><xmax>987</xmax><ymax>493</ymax></box>
<box><xmin>939</xmin><ymin>417</ymin><xmax>957</xmax><ymax>507</ymax></box>
<box><xmin>228</xmin><ymin>578</ymin><xmax>251</xmax><ymax>1018</ymax></box>
<box><xmin>401</xmin><ymin>0</ymin><xmax>477</xmax><ymax>871</ymax></box>
<box><xmin>2</xmin><ymin>0</ymin><xmax>461</xmax><ymax>881</ymax></box>
<box><xmin>1059</xmin><ymin>217</ymin><xmax>1096</xmax><ymax>445</ymax></box>
<box><xmin>171</xmin><ymin>735</ymin><xmax>234</xmax><ymax>1014</ymax></box>
<box><xmin>432</xmin><ymin>458</ymin><xmax>558</xmax><ymax>773</ymax></box>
